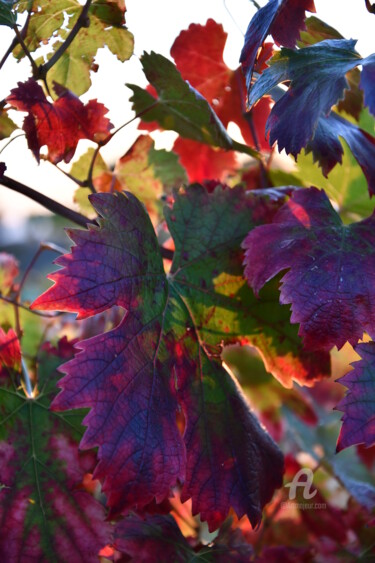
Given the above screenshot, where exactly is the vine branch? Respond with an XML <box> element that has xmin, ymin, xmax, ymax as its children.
<box><xmin>0</xmin><ymin>175</ymin><xmax>175</xmax><ymax>259</ymax></box>
<box><xmin>12</xmin><ymin>24</ymin><xmax>38</xmax><ymax>76</ymax></box>
<box><xmin>0</xmin><ymin>175</ymin><xmax>95</xmax><ymax>228</ymax></box>
<box><xmin>0</xmin><ymin>5</ymin><xmax>32</xmax><ymax>71</ymax></box>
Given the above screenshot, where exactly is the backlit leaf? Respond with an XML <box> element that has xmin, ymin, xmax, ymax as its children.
<box><xmin>170</xmin><ymin>20</ymin><xmax>271</xmax><ymax>151</ymax></box>
<box><xmin>173</xmin><ymin>137</ymin><xmax>236</xmax><ymax>183</ymax></box>
<box><xmin>243</xmin><ymin>187</ymin><xmax>375</xmax><ymax>351</ymax></box>
<box><xmin>240</xmin><ymin>0</ymin><xmax>316</xmax><ymax>95</ymax></box>
<box><xmin>128</xmin><ymin>52</ymin><xmax>233</xmax><ymax>150</ymax></box>
<box><xmin>7</xmin><ymin>79</ymin><xmax>112</xmax><ymax>163</ymax></box>
<box><xmin>0</xmin><ymin>107</ymin><xmax>18</xmax><ymax>140</ymax></box>
<box><xmin>0</xmin><ymin>339</ymin><xmax>110</xmax><ymax>561</ymax></box>
<box><xmin>32</xmin><ymin>186</ymin><xmax>290</xmax><ymax>530</ymax></box>
<box><xmin>72</xmin><ymin>136</ymin><xmax>186</xmax><ymax>217</ymax></box>
<box><xmin>14</xmin><ymin>0</ymin><xmax>133</xmax><ymax>96</ymax></box>
<box><xmin>305</xmin><ymin>112</ymin><xmax>375</xmax><ymax>196</ymax></box>
<box><xmin>336</xmin><ymin>342</ymin><xmax>375</xmax><ymax>451</ymax></box>
<box><xmin>249</xmin><ymin>39</ymin><xmax>375</xmax><ymax>154</ymax></box>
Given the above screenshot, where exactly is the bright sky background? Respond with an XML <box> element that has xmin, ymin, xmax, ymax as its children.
<box><xmin>0</xmin><ymin>0</ymin><xmax>373</xmax><ymax>229</ymax></box>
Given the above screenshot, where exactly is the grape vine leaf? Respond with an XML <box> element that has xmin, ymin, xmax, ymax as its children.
<box><xmin>7</xmin><ymin>79</ymin><xmax>112</xmax><ymax>163</ymax></box>
<box><xmin>243</xmin><ymin>187</ymin><xmax>375</xmax><ymax>351</ymax></box>
<box><xmin>240</xmin><ymin>0</ymin><xmax>316</xmax><ymax>95</ymax></box>
<box><xmin>297</xmin><ymin>15</ymin><xmax>342</xmax><ymax>47</ymax></box>
<box><xmin>337</xmin><ymin>68</ymin><xmax>364</xmax><ymax>120</ymax></box>
<box><xmin>72</xmin><ymin>136</ymin><xmax>187</xmax><ymax>216</ymax></box>
<box><xmin>31</xmin><ymin>186</ymin><xmax>309</xmax><ymax>531</ymax></box>
<box><xmin>170</xmin><ymin>19</ymin><xmax>271</xmax><ymax>151</ymax></box>
<box><xmin>0</xmin><ymin>107</ymin><xmax>17</xmax><ymax>140</ymax></box>
<box><xmin>248</xmin><ymin>39</ymin><xmax>375</xmax><ymax>155</ymax></box>
<box><xmin>0</xmin><ymin>337</ymin><xmax>110</xmax><ymax>561</ymax></box>
<box><xmin>273</xmin><ymin>140</ymin><xmax>375</xmax><ymax>222</ymax></box>
<box><xmin>336</xmin><ymin>342</ymin><xmax>375</xmax><ymax>451</ymax></box>
<box><xmin>127</xmin><ymin>52</ymin><xmax>258</xmax><ymax>158</ymax></box>
<box><xmin>14</xmin><ymin>0</ymin><xmax>134</xmax><ymax>96</ymax></box>
<box><xmin>0</xmin><ymin>0</ymin><xmax>16</xmax><ymax>27</ymax></box>
<box><xmin>114</xmin><ymin>513</ymin><xmax>252</xmax><ymax>562</ymax></box>
<box><xmin>173</xmin><ymin>137</ymin><xmax>236</xmax><ymax>183</ymax></box>
<box><xmin>305</xmin><ymin>112</ymin><xmax>375</xmax><ymax>196</ymax></box>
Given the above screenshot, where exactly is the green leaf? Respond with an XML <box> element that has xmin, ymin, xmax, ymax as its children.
<box><xmin>128</xmin><ymin>52</ymin><xmax>258</xmax><ymax>157</ymax></box>
<box><xmin>73</xmin><ymin>137</ymin><xmax>187</xmax><ymax>217</ymax></box>
<box><xmin>271</xmin><ymin>142</ymin><xmax>375</xmax><ymax>221</ymax></box>
<box><xmin>166</xmin><ymin>186</ymin><xmax>330</xmax><ymax>389</ymax></box>
<box><xmin>297</xmin><ymin>15</ymin><xmax>343</xmax><ymax>47</ymax></box>
<box><xmin>0</xmin><ymin>0</ymin><xmax>16</xmax><ymax>27</ymax></box>
<box><xmin>15</xmin><ymin>0</ymin><xmax>133</xmax><ymax>96</ymax></box>
<box><xmin>0</xmin><ymin>109</ymin><xmax>18</xmax><ymax>140</ymax></box>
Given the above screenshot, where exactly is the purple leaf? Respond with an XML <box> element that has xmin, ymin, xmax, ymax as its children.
<box><xmin>336</xmin><ymin>342</ymin><xmax>375</xmax><ymax>451</ymax></box>
<box><xmin>305</xmin><ymin>112</ymin><xmax>375</xmax><ymax>196</ymax></box>
<box><xmin>240</xmin><ymin>0</ymin><xmax>316</xmax><ymax>95</ymax></box>
<box><xmin>243</xmin><ymin>187</ymin><xmax>375</xmax><ymax>351</ymax></box>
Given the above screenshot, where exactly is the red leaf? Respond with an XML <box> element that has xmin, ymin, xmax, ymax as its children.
<box><xmin>243</xmin><ymin>187</ymin><xmax>375</xmax><ymax>351</ymax></box>
<box><xmin>7</xmin><ymin>79</ymin><xmax>112</xmax><ymax>163</ymax></box>
<box><xmin>336</xmin><ymin>342</ymin><xmax>375</xmax><ymax>451</ymax></box>
<box><xmin>0</xmin><ymin>328</ymin><xmax>21</xmax><ymax>373</ymax></box>
<box><xmin>173</xmin><ymin>137</ymin><xmax>236</xmax><ymax>182</ymax></box>
<box><xmin>170</xmin><ymin>20</ymin><xmax>271</xmax><ymax>151</ymax></box>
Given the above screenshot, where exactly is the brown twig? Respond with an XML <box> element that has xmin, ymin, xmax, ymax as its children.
<box><xmin>0</xmin><ymin>175</ymin><xmax>175</xmax><ymax>259</ymax></box>
<box><xmin>12</xmin><ymin>24</ymin><xmax>38</xmax><ymax>76</ymax></box>
<box><xmin>0</xmin><ymin>5</ymin><xmax>33</xmax><ymax>70</ymax></box>
<box><xmin>0</xmin><ymin>175</ymin><xmax>96</xmax><ymax>228</ymax></box>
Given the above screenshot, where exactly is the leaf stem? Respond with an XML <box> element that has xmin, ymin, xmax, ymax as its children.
<box><xmin>12</xmin><ymin>24</ymin><xmax>38</xmax><ymax>76</ymax></box>
<box><xmin>0</xmin><ymin>133</ymin><xmax>25</xmax><ymax>156</ymax></box>
<box><xmin>0</xmin><ymin>6</ymin><xmax>33</xmax><ymax>71</ymax></box>
<box><xmin>87</xmin><ymin>145</ymin><xmax>101</xmax><ymax>193</ymax></box>
<box><xmin>231</xmin><ymin>139</ymin><xmax>263</xmax><ymax>161</ymax></box>
<box><xmin>0</xmin><ymin>175</ymin><xmax>96</xmax><ymax>228</ymax></box>
<box><xmin>107</xmin><ymin>101</ymin><xmax>159</xmax><ymax>142</ymax></box>
<box><xmin>38</xmin><ymin>0</ymin><xmax>92</xmax><ymax>78</ymax></box>
<box><xmin>249</xmin><ymin>0</ymin><xmax>262</xmax><ymax>9</ymax></box>
<box><xmin>0</xmin><ymin>175</ymin><xmax>174</xmax><ymax>259</ymax></box>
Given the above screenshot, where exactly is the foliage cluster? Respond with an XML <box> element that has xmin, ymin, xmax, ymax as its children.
<box><xmin>0</xmin><ymin>0</ymin><xmax>374</xmax><ymax>561</ymax></box>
